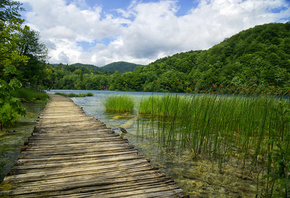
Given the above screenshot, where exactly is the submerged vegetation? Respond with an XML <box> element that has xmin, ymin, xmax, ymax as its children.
<box><xmin>103</xmin><ymin>93</ymin><xmax>289</xmax><ymax>197</ymax></box>
<box><xmin>55</xmin><ymin>92</ymin><xmax>94</xmax><ymax>97</ymax></box>
<box><xmin>1</xmin><ymin>1</ymin><xmax>289</xmax><ymax>196</ymax></box>
<box><xmin>103</xmin><ymin>95</ymin><xmax>135</xmax><ymax>113</ymax></box>
<box><xmin>138</xmin><ymin>94</ymin><xmax>289</xmax><ymax>197</ymax></box>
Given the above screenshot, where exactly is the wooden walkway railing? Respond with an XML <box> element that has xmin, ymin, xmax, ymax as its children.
<box><xmin>0</xmin><ymin>94</ymin><xmax>189</xmax><ymax>197</ymax></box>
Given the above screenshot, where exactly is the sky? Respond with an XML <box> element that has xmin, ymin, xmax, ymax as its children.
<box><xmin>19</xmin><ymin>0</ymin><xmax>290</xmax><ymax>66</ymax></box>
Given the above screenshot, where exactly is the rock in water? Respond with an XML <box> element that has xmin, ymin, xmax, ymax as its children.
<box><xmin>120</xmin><ymin>127</ymin><xmax>127</xmax><ymax>133</ymax></box>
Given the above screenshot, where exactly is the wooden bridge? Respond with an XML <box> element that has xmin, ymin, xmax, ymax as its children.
<box><xmin>0</xmin><ymin>94</ymin><xmax>188</xmax><ymax>197</ymax></box>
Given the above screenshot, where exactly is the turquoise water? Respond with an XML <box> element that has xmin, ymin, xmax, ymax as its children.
<box><xmin>47</xmin><ymin>90</ymin><xmax>180</xmax><ymax>129</ymax></box>
<box><xmin>46</xmin><ymin>90</ymin><xmax>262</xmax><ymax>198</ymax></box>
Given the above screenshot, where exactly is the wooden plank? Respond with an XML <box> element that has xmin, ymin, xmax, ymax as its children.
<box><xmin>4</xmin><ymin>160</ymin><xmax>152</xmax><ymax>182</ymax></box>
<box><xmin>17</xmin><ymin>150</ymin><xmax>138</xmax><ymax>163</ymax></box>
<box><xmin>18</xmin><ymin>147</ymin><xmax>136</xmax><ymax>158</ymax></box>
<box><xmin>0</xmin><ymin>94</ymin><xmax>189</xmax><ymax>198</ymax></box>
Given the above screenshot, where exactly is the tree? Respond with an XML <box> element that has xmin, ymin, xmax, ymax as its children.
<box><xmin>16</xmin><ymin>27</ymin><xmax>49</xmax><ymax>88</ymax></box>
<box><xmin>0</xmin><ymin>19</ymin><xmax>28</xmax><ymax>128</ymax></box>
<box><xmin>0</xmin><ymin>0</ymin><xmax>23</xmax><ymax>22</ymax></box>
<box><xmin>0</xmin><ymin>0</ymin><xmax>50</xmax><ymax>128</ymax></box>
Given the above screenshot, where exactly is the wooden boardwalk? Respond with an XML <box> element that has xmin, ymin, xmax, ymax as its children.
<box><xmin>0</xmin><ymin>94</ymin><xmax>188</xmax><ymax>198</ymax></box>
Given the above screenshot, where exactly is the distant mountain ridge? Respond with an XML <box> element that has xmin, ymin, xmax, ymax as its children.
<box><xmin>52</xmin><ymin>61</ymin><xmax>144</xmax><ymax>73</ymax></box>
<box><xmin>110</xmin><ymin>22</ymin><xmax>290</xmax><ymax>93</ymax></box>
<box><xmin>49</xmin><ymin>22</ymin><xmax>289</xmax><ymax>94</ymax></box>
<box><xmin>101</xmin><ymin>61</ymin><xmax>144</xmax><ymax>73</ymax></box>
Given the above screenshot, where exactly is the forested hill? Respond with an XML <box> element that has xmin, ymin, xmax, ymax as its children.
<box><xmin>111</xmin><ymin>22</ymin><xmax>289</xmax><ymax>94</ymax></box>
<box><xmin>101</xmin><ymin>61</ymin><xmax>144</xmax><ymax>73</ymax></box>
<box><xmin>52</xmin><ymin>61</ymin><xmax>143</xmax><ymax>73</ymax></box>
<box><xmin>71</xmin><ymin>63</ymin><xmax>102</xmax><ymax>71</ymax></box>
<box><xmin>49</xmin><ymin>22</ymin><xmax>289</xmax><ymax>94</ymax></box>
<box><xmin>49</xmin><ymin>61</ymin><xmax>143</xmax><ymax>90</ymax></box>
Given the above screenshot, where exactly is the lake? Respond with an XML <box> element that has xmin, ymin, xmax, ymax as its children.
<box><xmin>46</xmin><ymin>90</ymin><xmax>269</xmax><ymax>198</ymax></box>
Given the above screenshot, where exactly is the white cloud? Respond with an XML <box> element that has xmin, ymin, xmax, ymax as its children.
<box><xmin>19</xmin><ymin>0</ymin><xmax>289</xmax><ymax>66</ymax></box>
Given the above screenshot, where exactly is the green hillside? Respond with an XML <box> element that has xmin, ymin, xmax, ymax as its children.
<box><xmin>71</xmin><ymin>63</ymin><xmax>103</xmax><ymax>71</ymax></box>
<box><xmin>111</xmin><ymin>22</ymin><xmax>290</xmax><ymax>94</ymax></box>
<box><xmin>101</xmin><ymin>61</ymin><xmax>144</xmax><ymax>73</ymax></box>
<box><xmin>52</xmin><ymin>61</ymin><xmax>143</xmax><ymax>73</ymax></box>
<box><xmin>48</xmin><ymin>22</ymin><xmax>289</xmax><ymax>94</ymax></box>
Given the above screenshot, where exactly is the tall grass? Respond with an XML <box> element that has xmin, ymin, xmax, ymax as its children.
<box><xmin>55</xmin><ymin>92</ymin><xmax>93</xmax><ymax>97</ymax></box>
<box><xmin>138</xmin><ymin>94</ymin><xmax>289</xmax><ymax>197</ymax></box>
<box><xmin>11</xmin><ymin>88</ymin><xmax>49</xmax><ymax>102</ymax></box>
<box><xmin>103</xmin><ymin>95</ymin><xmax>135</xmax><ymax>113</ymax></box>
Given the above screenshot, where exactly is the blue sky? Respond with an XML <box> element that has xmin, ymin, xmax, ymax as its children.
<box><xmin>19</xmin><ymin>0</ymin><xmax>290</xmax><ymax>66</ymax></box>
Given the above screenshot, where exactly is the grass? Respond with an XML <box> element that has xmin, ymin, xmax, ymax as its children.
<box><xmin>138</xmin><ymin>94</ymin><xmax>289</xmax><ymax>197</ymax></box>
<box><xmin>0</xmin><ymin>102</ymin><xmax>45</xmax><ymax>183</ymax></box>
<box><xmin>103</xmin><ymin>95</ymin><xmax>135</xmax><ymax>113</ymax></box>
<box><xmin>11</xmin><ymin>88</ymin><xmax>49</xmax><ymax>102</ymax></box>
<box><xmin>55</xmin><ymin>92</ymin><xmax>94</xmax><ymax>97</ymax></box>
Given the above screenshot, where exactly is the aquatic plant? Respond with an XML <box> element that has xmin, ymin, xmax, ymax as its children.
<box><xmin>103</xmin><ymin>95</ymin><xmax>135</xmax><ymax>113</ymax></box>
<box><xmin>138</xmin><ymin>94</ymin><xmax>289</xmax><ymax>197</ymax></box>
<box><xmin>55</xmin><ymin>92</ymin><xmax>94</xmax><ymax>97</ymax></box>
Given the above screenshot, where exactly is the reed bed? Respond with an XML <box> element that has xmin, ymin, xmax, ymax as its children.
<box><xmin>103</xmin><ymin>95</ymin><xmax>135</xmax><ymax>113</ymax></box>
<box><xmin>55</xmin><ymin>92</ymin><xmax>93</xmax><ymax>97</ymax></box>
<box><xmin>138</xmin><ymin>94</ymin><xmax>289</xmax><ymax>197</ymax></box>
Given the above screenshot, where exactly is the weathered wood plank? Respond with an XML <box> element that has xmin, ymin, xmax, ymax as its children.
<box><xmin>18</xmin><ymin>147</ymin><xmax>136</xmax><ymax>158</ymax></box>
<box><xmin>4</xmin><ymin>160</ymin><xmax>152</xmax><ymax>183</ymax></box>
<box><xmin>0</xmin><ymin>94</ymin><xmax>189</xmax><ymax>198</ymax></box>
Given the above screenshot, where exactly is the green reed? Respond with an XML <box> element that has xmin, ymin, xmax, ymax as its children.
<box><xmin>138</xmin><ymin>94</ymin><xmax>289</xmax><ymax>196</ymax></box>
<box><xmin>55</xmin><ymin>92</ymin><xmax>94</xmax><ymax>97</ymax></box>
<box><xmin>103</xmin><ymin>95</ymin><xmax>135</xmax><ymax>113</ymax></box>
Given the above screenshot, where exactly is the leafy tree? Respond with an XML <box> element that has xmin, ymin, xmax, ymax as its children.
<box><xmin>0</xmin><ymin>0</ymin><xmax>50</xmax><ymax>128</ymax></box>
<box><xmin>16</xmin><ymin>27</ymin><xmax>49</xmax><ymax>88</ymax></box>
<box><xmin>0</xmin><ymin>0</ymin><xmax>23</xmax><ymax>22</ymax></box>
<box><xmin>51</xmin><ymin>23</ymin><xmax>289</xmax><ymax>95</ymax></box>
<box><xmin>0</xmin><ymin>19</ymin><xmax>28</xmax><ymax>128</ymax></box>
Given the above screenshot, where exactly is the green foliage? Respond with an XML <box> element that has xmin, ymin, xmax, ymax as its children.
<box><xmin>0</xmin><ymin>102</ymin><xmax>25</xmax><ymax>126</ymax></box>
<box><xmin>263</xmin><ymin>100</ymin><xmax>289</xmax><ymax>197</ymax></box>
<box><xmin>0</xmin><ymin>79</ymin><xmax>26</xmax><ymax>127</ymax></box>
<box><xmin>138</xmin><ymin>94</ymin><xmax>289</xmax><ymax>196</ymax></box>
<box><xmin>55</xmin><ymin>92</ymin><xmax>94</xmax><ymax>97</ymax></box>
<box><xmin>48</xmin><ymin>64</ymin><xmax>111</xmax><ymax>90</ymax></box>
<box><xmin>103</xmin><ymin>95</ymin><xmax>135</xmax><ymax>113</ymax></box>
<box><xmin>140</xmin><ymin>23</ymin><xmax>289</xmax><ymax>94</ymax></box>
<box><xmin>0</xmin><ymin>18</ymin><xmax>28</xmax><ymax>128</ymax></box>
<box><xmin>0</xmin><ymin>0</ymin><xmax>23</xmax><ymax>22</ymax></box>
<box><xmin>0</xmin><ymin>1</ymin><xmax>50</xmax><ymax>127</ymax></box>
<box><xmin>48</xmin><ymin>62</ymin><xmax>144</xmax><ymax>90</ymax></box>
<box><xmin>51</xmin><ymin>23</ymin><xmax>289</xmax><ymax>95</ymax></box>
<box><xmin>11</xmin><ymin>88</ymin><xmax>49</xmax><ymax>102</ymax></box>
<box><xmin>15</xmin><ymin>26</ymin><xmax>50</xmax><ymax>88</ymax></box>
<box><xmin>67</xmin><ymin>63</ymin><xmax>103</xmax><ymax>72</ymax></box>
<box><xmin>101</xmin><ymin>61</ymin><xmax>144</xmax><ymax>73</ymax></box>
<box><xmin>139</xmin><ymin>95</ymin><xmax>190</xmax><ymax>117</ymax></box>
